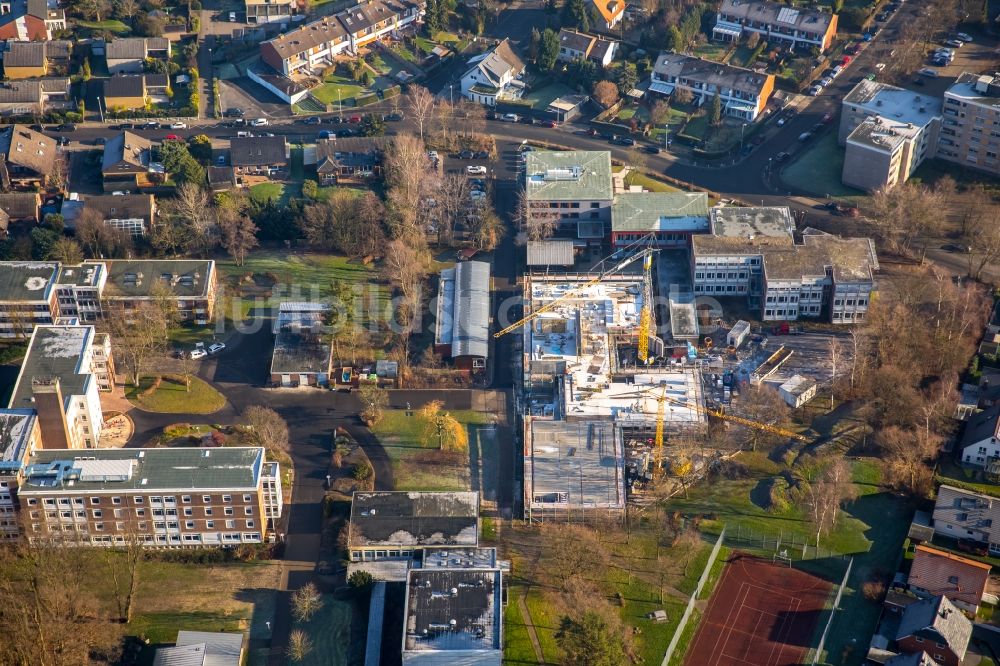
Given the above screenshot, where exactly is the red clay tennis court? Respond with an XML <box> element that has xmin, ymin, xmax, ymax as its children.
<box><xmin>685</xmin><ymin>553</ymin><xmax>832</xmax><ymax>666</ymax></box>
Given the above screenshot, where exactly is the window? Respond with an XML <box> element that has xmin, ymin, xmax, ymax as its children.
<box><xmin>185</xmin><ymin>521</ymin><xmax>195</xmax><ymax>529</ymax></box>
<box><xmin>225</xmin><ymin>507</ymin><xmax>234</xmax><ymax>516</ymax></box>
<box><xmin>205</xmin><ymin>507</ymin><xmax>213</xmax><ymax>516</ymax></box>
<box><xmin>222</xmin><ymin>495</ymin><xmax>232</xmax><ymax>503</ymax></box>
<box><xmin>206</xmin><ymin>520</ymin><xmax>215</xmax><ymax>529</ymax></box>
<box><xmin>90</xmin><ymin>497</ymin><xmax>101</xmax><ymax>505</ymax></box>
<box><xmin>150</xmin><ymin>496</ymin><xmax>161</xmax><ymax>504</ymax></box>
<box><xmin>184</xmin><ymin>508</ymin><xmax>193</xmax><ymax>517</ymax></box>
<box><xmin>135</xmin><ymin>508</ymin><xmax>146</xmax><ymax>517</ymax></box>
<box><xmin>133</xmin><ymin>496</ymin><xmax>144</xmax><ymax>504</ymax></box>
<box><xmin>182</xmin><ymin>496</ymin><xmax>191</xmax><ymax>504</ymax></box>
<box><xmin>111</xmin><ymin>497</ymin><xmax>121</xmax><ymax>505</ymax></box>
<box><xmin>202</xmin><ymin>495</ymin><xmax>211</xmax><ymax>503</ymax></box>
<box><xmin>244</xmin><ymin>507</ymin><xmax>253</xmax><ymax>516</ymax></box>
<box><xmin>94</xmin><ymin>523</ymin><xmax>104</xmax><ymax>531</ymax></box>
<box><xmin>247</xmin><ymin>520</ymin><xmax>255</xmax><ymax>528</ymax></box>
<box><xmin>243</xmin><ymin>494</ymin><xmax>252</xmax><ymax>503</ymax></box>
<box><xmin>226</xmin><ymin>520</ymin><xmax>236</xmax><ymax>529</ymax></box>
<box><xmin>26</xmin><ymin>498</ymin><xmax>37</xmax><ymax>506</ymax></box>
<box><xmin>92</xmin><ymin>509</ymin><xmax>102</xmax><ymax>518</ymax></box>
<box><xmin>115</xmin><ymin>522</ymin><xmax>124</xmax><ymax>531</ymax></box>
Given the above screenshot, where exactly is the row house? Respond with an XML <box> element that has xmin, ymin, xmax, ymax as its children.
<box><xmin>15</xmin><ymin>447</ymin><xmax>282</xmax><ymax>547</ymax></box>
<box><xmin>713</xmin><ymin>0</ymin><xmax>838</xmax><ymax>53</ymax></box>
<box><xmin>0</xmin><ymin>77</ymin><xmax>71</xmax><ymax>117</ymax></box>
<box><xmin>2</xmin><ymin>39</ymin><xmax>70</xmax><ymax>79</ymax></box>
<box><xmin>691</xmin><ymin>208</ymin><xmax>878</xmax><ymax>324</ymax></box>
<box><xmin>0</xmin><ymin>124</ymin><xmax>55</xmax><ymax>189</ymax></box>
<box><xmin>649</xmin><ymin>52</ymin><xmax>775</xmax><ymax>121</ymax></box>
<box><xmin>245</xmin><ymin>0</ymin><xmax>297</xmax><ymax>23</ymax></box>
<box><xmin>104</xmin><ymin>37</ymin><xmax>170</xmax><ymax>75</ymax></box>
<box><xmin>260</xmin><ymin>0</ymin><xmax>424</xmax><ymax>76</ymax></box>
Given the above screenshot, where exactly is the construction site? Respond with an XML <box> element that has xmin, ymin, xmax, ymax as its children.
<box><xmin>509</xmin><ymin>241</ymin><xmax>840</xmax><ymax>521</ymax></box>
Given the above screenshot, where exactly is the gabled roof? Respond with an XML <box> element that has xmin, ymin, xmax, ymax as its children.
<box><xmin>103</xmin><ymin>74</ymin><xmax>146</xmax><ymax>99</ymax></box>
<box><xmin>719</xmin><ymin>0</ymin><xmax>836</xmax><ymax>37</ymax></box>
<box><xmin>962</xmin><ymin>404</ymin><xmax>1000</xmax><ymax>447</ymax></box>
<box><xmin>4</xmin><ymin>41</ymin><xmax>45</xmax><ymax>67</ymax></box>
<box><xmin>102</xmin><ymin>130</ymin><xmax>153</xmax><ymax>173</ymax></box>
<box><xmin>230</xmin><ymin>136</ymin><xmax>288</xmax><ymax>167</ymax></box>
<box><xmin>83</xmin><ymin>193</ymin><xmax>154</xmax><ymax>221</ymax></box>
<box><xmin>654</xmin><ymin>52</ymin><xmax>772</xmax><ymax>97</ymax></box>
<box><xmin>591</xmin><ymin>0</ymin><xmax>623</xmax><ymax>23</ymax></box>
<box><xmin>0</xmin><ymin>125</ymin><xmax>54</xmax><ymax>176</ymax></box>
<box><xmin>558</xmin><ymin>28</ymin><xmax>595</xmax><ymax>55</ymax></box>
<box><xmin>106</xmin><ymin>37</ymin><xmax>169</xmax><ymax>60</ymax></box>
<box><xmin>896</xmin><ymin>595</ymin><xmax>971</xmax><ymax>660</ymax></box>
<box><xmin>0</xmin><ymin>192</ymin><xmax>40</xmax><ymax>219</ymax></box>
<box><xmin>0</xmin><ymin>78</ymin><xmax>67</xmax><ymax>104</ymax></box>
<box><xmin>908</xmin><ymin>545</ymin><xmax>991</xmax><ymax>609</ymax></box>
<box><xmin>263</xmin><ymin>16</ymin><xmax>348</xmax><ymax>61</ymax></box>
<box><xmin>152</xmin><ymin>631</ymin><xmax>243</xmax><ymax>666</ymax></box>
<box><xmin>464</xmin><ymin>38</ymin><xmax>525</xmax><ymax>87</ymax></box>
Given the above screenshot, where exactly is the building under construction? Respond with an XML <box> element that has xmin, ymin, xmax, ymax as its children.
<box><xmin>517</xmin><ymin>267</ymin><xmax>706</xmax><ymax>522</ymax></box>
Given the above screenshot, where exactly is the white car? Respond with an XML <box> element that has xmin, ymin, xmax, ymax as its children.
<box><xmin>190</xmin><ymin>349</ymin><xmax>207</xmax><ymax>359</ymax></box>
<box><xmin>501</xmin><ymin>113</ymin><xmax>519</xmax><ymax>122</ymax></box>
<box><xmin>918</xmin><ymin>67</ymin><xmax>939</xmax><ymax>78</ymax></box>
<box><xmin>208</xmin><ymin>343</ymin><xmax>226</xmax><ymax>354</ymax></box>
<box><xmin>170</xmin><ymin>121</ymin><xmax>187</xmax><ymax>129</ymax></box>
<box><xmin>808</xmin><ymin>85</ymin><xmax>822</xmax><ymax>96</ymax></box>
<box><xmin>874</xmin><ymin>62</ymin><xmax>886</xmax><ymax>71</ymax></box>
<box><xmin>469</xmin><ymin>190</ymin><xmax>487</xmax><ymax>200</ymax></box>
<box><xmin>250</xmin><ymin>118</ymin><xmax>268</xmax><ymax>127</ymax></box>
<box><xmin>466</xmin><ymin>165</ymin><xmax>487</xmax><ymax>175</ymax></box>
<box><xmin>955</xmin><ymin>32</ymin><xmax>973</xmax><ymax>42</ymax></box>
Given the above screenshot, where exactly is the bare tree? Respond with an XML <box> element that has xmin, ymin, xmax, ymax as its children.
<box><xmin>405</xmin><ymin>85</ymin><xmax>436</xmax><ymax>143</ymax></box>
<box><xmin>732</xmin><ymin>384</ymin><xmax>791</xmax><ymax>452</ymax></box>
<box><xmin>47</xmin><ymin>237</ymin><xmax>84</xmax><ymax>264</ymax></box>
<box><xmin>416</xmin><ymin>400</ymin><xmax>469</xmax><ymax>451</ymax></box>
<box><xmin>103</xmin><ymin>528</ymin><xmax>144</xmax><ymax>623</ymax></box>
<box><xmin>243</xmin><ymin>405</ymin><xmax>290</xmax><ymax>456</ymax></box>
<box><xmin>437</xmin><ymin>174</ymin><xmax>471</xmax><ymax>245</ymax></box>
<box><xmin>869</xmin><ymin>183</ymin><xmax>944</xmax><ymax>257</ymax></box>
<box><xmin>162</xmin><ymin>182</ymin><xmax>215</xmax><ymax>256</ymax></box>
<box><xmin>217</xmin><ymin>209</ymin><xmax>259</xmax><ymax>267</ymax></box>
<box><xmin>104</xmin><ymin>297</ymin><xmax>171</xmax><ymax>386</ymax></box>
<box><xmin>960</xmin><ymin>189</ymin><xmax>1000</xmax><ymax>280</ymax></box>
<box><xmin>803</xmin><ymin>461</ymin><xmax>855</xmax><ymax>548</ymax></box>
<box><xmin>291</xmin><ymin>583</ymin><xmax>323</xmax><ymax>622</ymax></box>
<box><xmin>878</xmin><ymin>425</ymin><xmax>941</xmax><ymax>497</ymax></box>
<box><xmin>518</xmin><ymin>187</ymin><xmax>558</xmax><ymax>241</ymax></box>
<box><xmin>383</xmin><ymin>133</ymin><xmax>434</xmax><ymax>241</ymax></box>
<box><xmin>470</xmin><ymin>207</ymin><xmax>505</xmax><ymax>251</ymax></box>
<box><xmin>358</xmin><ymin>383</ymin><xmax>388</xmax><ymax>426</ymax></box>
<box><xmin>287</xmin><ymin>630</ymin><xmax>313</xmax><ymax>663</ymax></box>
<box><xmin>592</xmin><ymin>80</ymin><xmax>619</xmax><ymax>107</ymax></box>
<box><xmin>76</xmin><ymin>207</ymin><xmax>133</xmax><ymax>259</ymax></box>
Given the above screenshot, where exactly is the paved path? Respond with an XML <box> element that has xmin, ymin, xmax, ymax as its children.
<box><xmin>517</xmin><ymin>589</ymin><xmax>546</xmax><ymax>664</ymax></box>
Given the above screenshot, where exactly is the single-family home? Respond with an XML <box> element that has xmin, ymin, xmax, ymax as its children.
<box><xmin>314</xmin><ymin>136</ymin><xmax>386</xmax><ymax>185</ymax></box>
<box><xmin>649</xmin><ymin>52</ymin><xmax>775</xmax><ymax>121</ymax></box>
<box><xmin>0</xmin><ymin>0</ymin><xmax>63</xmax><ymax>41</ymax></box>
<box><xmin>894</xmin><ymin>595</ymin><xmax>971</xmax><ymax>666</ymax></box>
<box><xmin>907</xmin><ymin>545</ymin><xmax>990</xmax><ymax>613</ymax></box>
<box><xmin>556</xmin><ymin>28</ymin><xmax>618</xmax><ymax>67</ymax></box>
<box><xmin>0</xmin><ymin>124</ymin><xmax>55</xmax><ymax>189</ymax></box>
<box><xmin>101</xmin><ymin>131</ymin><xmax>157</xmax><ymax>192</ymax></box>
<box><xmin>105</xmin><ymin>37</ymin><xmax>170</xmax><ymax>74</ymax></box>
<box><xmin>2</xmin><ymin>39</ymin><xmax>70</xmax><ymax>78</ymax></box>
<box><xmin>460</xmin><ymin>38</ymin><xmax>526</xmax><ymax>107</ymax></box>
<box><xmin>960</xmin><ymin>405</ymin><xmax>1000</xmax><ymax>468</ymax></box>
<box><xmin>230</xmin><ymin>135</ymin><xmax>289</xmax><ymax>179</ymax></box>
<box><xmin>80</xmin><ymin>193</ymin><xmax>156</xmax><ymax>238</ymax></box>
<box><xmin>0</xmin><ymin>192</ymin><xmax>40</xmax><ymax>224</ymax></box>
<box><xmin>102</xmin><ymin>74</ymin><xmax>169</xmax><ymax>112</ymax></box>
<box><xmin>0</xmin><ymin>78</ymin><xmax>70</xmax><ymax>117</ymax></box>
<box><xmin>713</xmin><ymin>0</ymin><xmax>838</xmax><ymax>53</ymax></box>
<box><xmin>931</xmin><ymin>485</ymin><xmax>1000</xmax><ymax>556</ymax></box>
<box><xmin>590</xmin><ymin>0</ymin><xmax>625</xmax><ymax>29</ymax></box>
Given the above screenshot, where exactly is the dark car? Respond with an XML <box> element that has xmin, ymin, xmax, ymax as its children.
<box><xmin>811</xmin><ymin>122</ymin><xmax>824</xmax><ymax>133</ymax></box>
<box><xmin>226</xmin><ymin>107</ymin><xmax>245</xmax><ymax>117</ymax></box>
<box><xmin>540</xmin><ymin>119</ymin><xmax>558</xmax><ymax>128</ymax></box>
<box><xmin>143</xmin><ymin>121</ymin><xmax>158</xmax><ymax>129</ymax></box>
<box><xmin>845</xmin><ymin>44</ymin><xmax>859</xmax><ymax>55</ymax></box>
<box><xmin>57</xmin><ymin>123</ymin><xmax>76</xmax><ymax>132</ymax></box>
<box><xmin>611</xmin><ymin>136</ymin><xmax>635</xmax><ymax>146</ymax></box>
<box><xmin>643</xmin><ymin>145</ymin><xmax>661</xmax><ymax>154</ymax></box>
<box><xmin>28</xmin><ymin>124</ymin><xmax>43</xmax><ymax>132</ymax></box>
<box><xmin>318</xmin><ymin>130</ymin><xmax>333</xmax><ymax>139</ymax></box>
<box><xmin>338</xmin><ymin>128</ymin><xmax>358</xmax><ymax>137</ymax></box>
<box><xmin>303</xmin><ymin>116</ymin><xmax>321</xmax><ymax>125</ymax></box>
<box><xmin>383</xmin><ymin>113</ymin><xmax>404</xmax><ymax>122</ymax></box>
<box><xmin>774</xmin><ymin>151</ymin><xmax>791</xmax><ymax>163</ymax></box>
<box><xmin>474</xmin><ymin>150</ymin><xmax>489</xmax><ymax>159</ymax></box>
<box><xmin>119</xmin><ymin>122</ymin><xmax>135</xmax><ymax>130</ymax></box>
<box><xmin>458</xmin><ymin>150</ymin><xmax>474</xmax><ymax>159</ymax></box>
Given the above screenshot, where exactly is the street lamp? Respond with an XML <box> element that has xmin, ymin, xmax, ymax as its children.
<box><xmin>740</xmin><ymin>122</ymin><xmax>747</xmax><ymax>151</ymax></box>
<box><xmin>326</xmin><ymin>474</ymin><xmax>331</xmax><ymax>487</ymax></box>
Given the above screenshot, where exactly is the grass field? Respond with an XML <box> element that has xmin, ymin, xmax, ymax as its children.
<box><xmin>126</xmin><ymin>375</ymin><xmax>226</xmax><ymax>414</ymax></box>
<box><xmin>371</xmin><ymin>409</ymin><xmax>495</xmax><ymax>491</ymax></box>
<box><xmin>291</xmin><ymin>594</ymin><xmax>355</xmax><ymax>666</ymax></box>
<box><xmin>521</xmin><ymin>83</ymin><xmax>574</xmax><ymax>111</ymax></box>
<box><xmin>625</xmin><ymin>171</ymin><xmax>681</xmax><ymax>193</ymax></box>
<box><xmin>311</xmin><ymin>75</ymin><xmax>367</xmax><ymax>106</ymax></box>
<box><xmin>691</xmin><ymin>42</ymin><xmax>730</xmax><ymax>62</ymax></box>
<box><xmin>781</xmin><ymin>131</ymin><xmax>868</xmax><ymax>203</ymax></box>
<box><xmin>77</xmin><ymin>19</ymin><xmax>131</xmax><ymax>33</ymax></box>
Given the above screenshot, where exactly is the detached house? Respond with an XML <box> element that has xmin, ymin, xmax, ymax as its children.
<box><xmin>556</xmin><ymin>28</ymin><xmax>618</xmax><ymax>67</ymax></box>
<box><xmin>907</xmin><ymin>545</ymin><xmax>990</xmax><ymax>613</ymax></box>
<box><xmin>81</xmin><ymin>193</ymin><xmax>156</xmax><ymax>238</ymax></box>
<box><xmin>230</xmin><ymin>136</ymin><xmax>289</xmax><ymax>179</ymax></box>
<box><xmin>713</xmin><ymin>0</ymin><xmax>838</xmax><ymax>53</ymax></box>
<box><xmin>102</xmin><ymin>74</ymin><xmax>169</xmax><ymax>112</ymax></box>
<box><xmin>894</xmin><ymin>595</ymin><xmax>971</xmax><ymax>666</ymax></box>
<box><xmin>101</xmin><ymin>131</ymin><xmax>157</xmax><ymax>191</ymax></box>
<box><xmin>105</xmin><ymin>37</ymin><xmax>170</xmax><ymax>75</ymax></box>
<box><xmin>314</xmin><ymin>136</ymin><xmax>386</xmax><ymax>185</ymax></box>
<box><xmin>960</xmin><ymin>406</ymin><xmax>1000</xmax><ymax>468</ymax></box>
<box><xmin>0</xmin><ymin>78</ymin><xmax>71</xmax><ymax>117</ymax></box>
<box><xmin>649</xmin><ymin>52</ymin><xmax>775</xmax><ymax>121</ymax></box>
<box><xmin>590</xmin><ymin>0</ymin><xmax>624</xmax><ymax>29</ymax></box>
<box><xmin>460</xmin><ymin>38</ymin><xmax>526</xmax><ymax>107</ymax></box>
<box><xmin>0</xmin><ymin>124</ymin><xmax>54</xmax><ymax>190</ymax></box>
<box><xmin>0</xmin><ymin>192</ymin><xmax>40</xmax><ymax>224</ymax></box>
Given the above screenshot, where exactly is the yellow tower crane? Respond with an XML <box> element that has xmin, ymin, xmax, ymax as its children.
<box><xmin>637</xmin><ymin>251</ymin><xmax>654</xmax><ymax>363</ymax></box>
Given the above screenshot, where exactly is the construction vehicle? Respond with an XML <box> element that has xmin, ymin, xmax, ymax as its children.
<box><xmin>494</xmin><ymin>242</ymin><xmax>658</xmax><ymax>339</ymax></box>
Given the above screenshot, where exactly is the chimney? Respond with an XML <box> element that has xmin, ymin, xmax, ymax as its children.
<box><xmin>31</xmin><ymin>377</ymin><xmax>73</xmax><ymax>450</ymax></box>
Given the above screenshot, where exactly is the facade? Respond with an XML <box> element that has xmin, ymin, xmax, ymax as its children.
<box><xmin>0</xmin><ymin>261</ymin><xmax>59</xmax><ymax>338</ymax></box>
<box><xmin>460</xmin><ymin>38</ymin><xmax>526</xmax><ymax>106</ymax></box>
<box><xmin>260</xmin><ymin>0</ymin><xmax>424</xmax><ymax>75</ymax></box>
<box><xmin>101</xmin><ymin>259</ymin><xmax>217</xmax><ymax>324</ymax></box>
<box><xmin>555</xmin><ymin>28</ymin><xmax>618</xmax><ymax>67</ymax></box>
<box><xmin>16</xmin><ymin>447</ymin><xmax>282</xmax><ymax>547</ymax></box>
<box><xmin>314</xmin><ymin>137</ymin><xmax>385</xmax><ymax>185</ymax></box>
<box><xmin>81</xmin><ymin>193</ymin><xmax>156</xmax><ymax>237</ymax></box>
<box><xmin>402</xmin><ymin>568</ymin><xmax>503</xmax><ymax>665</ymax></box>
<box><xmin>649</xmin><ymin>52</ymin><xmax>775</xmax><ymax>121</ymax></box>
<box><xmin>102</xmin><ymin>131</ymin><xmax>158</xmax><ymax>191</ymax></box>
<box><xmin>8</xmin><ymin>325</ymin><xmax>113</xmax><ymax>449</ymax></box>
<box><xmin>610</xmin><ymin>191</ymin><xmax>709</xmax><ymax>248</ymax></box>
<box><xmin>907</xmin><ymin>545</ymin><xmax>990</xmax><ymax>613</ymax></box>
<box><xmin>105</xmin><ymin>37</ymin><xmax>170</xmax><ymax>75</ymax></box>
<box><xmin>230</xmin><ymin>136</ymin><xmax>289</xmax><ymax>178</ymax></box>
<box><xmin>713</xmin><ymin>0</ymin><xmax>837</xmax><ymax>52</ymax></box>
<box><xmin>958</xmin><ymin>405</ymin><xmax>1000</xmax><ymax>467</ymax></box>
<box><xmin>270</xmin><ymin>302</ymin><xmax>331</xmax><ymax>387</ymax></box>
<box><xmin>523</xmin><ymin>150</ymin><xmax>614</xmax><ymax>242</ymax></box>
<box><xmin>692</xmin><ymin>209</ymin><xmax>878</xmax><ymax>324</ymax></box>
<box><xmin>0</xmin><ymin>77</ymin><xmax>71</xmax><ymax>116</ymax></box>
<box><xmin>894</xmin><ymin>596</ymin><xmax>971</xmax><ymax>666</ymax></box>
<box><xmin>938</xmin><ymin>73</ymin><xmax>1000</xmax><ymax>177</ymax></box>
<box><xmin>838</xmin><ymin>80</ymin><xmax>942</xmax><ymax>191</ymax></box>
<box><xmin>0</xmin><ymin>410</ymin><xmax>40</xmax><ymax>541</ymax></box>
<box><xmin>0</xmin><ymin>124</ymin><xmax>55</xmax><ymax>189</ymax></box>
<box><xmin>54</xmin><ymin>262</ymin><xmax>106</xmax><ymax>323</ymax></box>
<box><xmin>434</xmin><ymin>260</ymin><xmax>490</xmax><ymax>370</ymax></box>
<box><xmin>932</xmin><ymin>485</ymin><xmax>1000</xmax><ymax>556</ymax></box>
<box><xmin>245</xmin><ymin>0</ymin><xmax>295</xmax><ymax>23</ymax></box>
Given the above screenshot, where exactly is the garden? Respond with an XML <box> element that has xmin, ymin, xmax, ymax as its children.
<box><xmin>126</xmin><ymin>374</ymin><xmax>227</xmax><ymax>414</ymax></box>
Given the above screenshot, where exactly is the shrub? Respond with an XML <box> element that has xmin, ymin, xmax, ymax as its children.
<box><xmin>862</xmin><ymin>579</ymin><xmax>886</xmax><ymax>602</ymax></box>
<box><xmin>353</xmin><ymin>461</ymin><xmax>373</xmax><ymax>482</ymax></box>
<box><xmin>348</xmin><ymin>569</ymin><xmax>375</xmax><ymax>591</ymax></box>
<box><xmin>139</xmin><ymin>376</ymin><xmax>162</xmax><ymax>398</ymax></box>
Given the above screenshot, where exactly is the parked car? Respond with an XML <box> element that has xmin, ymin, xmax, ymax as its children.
<box><xmin>819</xmin><ymin>76</ymin><xmax>834</xmax><ymax>87</ymax></box>
<box><xmin>611</xmin><ymin>136</ymin><xmax>635</xmax><ymax>146</ymax></box>
<box><xmin>917</xmin><ymin>67</ymin><xmax>939</xmax><ymax>78</ymax></box>
<box><xmin>466</xmin><ymin>165</ymin><xmax>487</xmax><ymax>175</ymax></box>
<box><xmin>208</xmin><ymin>343</ymin><xmax>226</xmax><ymax>354</ymax></box>
<box><xmin>821</xmin><ymin>113</ymin><xmax>834</xmax><ymax>124</ymax></box>
<box><xmin>469</xmin><ymin>190</ymin><xmax>486</xmax><ymax>200</ymax></box>
<box><xmin>348</xmin><ymin>115</ymin><xmax>361</xmax><ymax>123</ymax></box>
<box><xmin>165</xmin><ymin>133</ymin><xmax>182</xmax><ymax>141</ymax></box>
<box><xmin>540</xmin><ymin>120</ymin><xmax>558</xmax><ymax>128</ymax></box>
<box><xmin>190</xmin><ymin>349</ymin><xmax>207</xmax><ymax>359</ymax></box>
<box><xmin>474</xmin><ymin>151</ymin><xmax>490</xmax><ymax>159</ymax></box>
<box><xmin>57</xmin><ymin>136</ymin><xmax>69</xmax><ymax>146</ymax></box>
<box><xmin>226</xmin><ymin>107</ymin><xmax>245</xmax><ymax>117</ymax></box>
<box><xmin>170</xmin><ymin>121</ymin><xmax>187</xmax><ymax>129</ymax></box>
<box><xmin>808</xmin><ymin>85</ymin><xmax>822</xmax><ymax>96</ymax></box>
<box><xmin>458</xmin><ymin>150</ymin><xmax>474</xmax><ymax>159</ymax></box>
<box><xmin>943</xmin><ymin>39</ymin><xmax>963</xmax><ymax>48</ymax></box>
<box><xmin>303</xmin><ymin>116</ymin><xmax>321</xmax><ymax>125</ymax></box>
<box><xmin>643</xmin><ymin>145</ymin><xmax>660</xmax><ymax>154</ymax></box>
<box><xmin>501</xmin><ymin>113</ymin><xmax>519</xmax><ymax>122</ymax></box>
<box><xmin>798</xmin><ymin>131</ymin><xmax>812</xmax><ymax>141</ymax></box>
<box><xmin>383</xmin><ymin>112</ymin><xmax>404</xmax><ymax>121</ymax></box>
<box><xmin>469</xmin><ymin>178</ymin><xmax>486</xmax><ymax>189</ymax></box>
<box><xmin>955</xmin><ymin>32</ymin><xmax>973</xmax><ymax>42</ymax></box>
<box><xmin>56</xmin><ymin>123</ymin><xmax>76</xmax><ymax>132</ymax></box>
<box><xmin>318</xmin><ymin>130</ymin><xmax>333</xmax><ymax>139</ymax></box>
<box><xmin>250</xmin><ymin>118</ymin><xmax>268</xmax><ymax>126</ymax></box>
<box><xmin>845</xmin><ymin>44</ymin><xmax>859</xmax><ymax>55</ymax></box>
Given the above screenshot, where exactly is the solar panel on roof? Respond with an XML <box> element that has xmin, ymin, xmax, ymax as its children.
<box><xmin>776</xmin><ymin>7</ymin><xmax>799</xmax><ymax>24</ymax></box>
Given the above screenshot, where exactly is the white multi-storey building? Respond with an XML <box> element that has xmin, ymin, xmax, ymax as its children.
<box><xmin>692</xmin><ymin>208</ymin><xmax>878</xmax><ymax>324</ymax></box>
<box><xmin>648</xmin><ymin>52</ymin><xmax>775</xmax><ymax>121</ymax></box>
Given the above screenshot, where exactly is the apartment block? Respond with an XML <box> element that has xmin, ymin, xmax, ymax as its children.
<box><xmin>0</xmin><ymin>410</ymin><xmax>39</xmax><ymax>540</ymax></box>
<box><xmin>8</xmin><ymin>325</ymin><xmax>114</xmax><ymax>449</ymax></box>
<box><xmin>692</xmin><ymin>207</ymin><xmax>878</xmax><ymax>324</ymax></box>
<box><xmin>523</xmin><ymin>150</ymin><xmax>613</xmax><ymax>243</ymax></box>
<box><xmin>938</xmin><ymin>72</ymin><xmax>1000</xmax><ymax>177</ymax></box>
<box><xmin>649</xmin><ymin>52</ymin><xmax>775</xmax><ymax>121</ymax></box>
<box><xmin>100</xmin><ymin>259</ymin><xmax>217</xmax><ymax>324</ymax></box>
<box><xmin>932</xmin><ymin>484</ymin><xmax>1000</xmax><ymax>556</ymax></box>
<box><xmin>15</xmin><ymin>447</ymin><xmax>282</xmax><ymax>547</ymax></box>
<box><xmin>713</xmin><ymin>0</ymin><xmax>838</xmax><ymax>52</ymax></box>
<box><xmin>0</xmin><ymin>261</ymin><xmax>59</xmax><ymax>338</ymax></box>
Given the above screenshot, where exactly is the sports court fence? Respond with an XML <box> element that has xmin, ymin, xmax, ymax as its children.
<box><xmin>809</xmin><ymin>556</ymin><xmax>854</xmax><ymax>666</ymax></box>
<box><xmin>722</xmin><ymin>524</ymin><xmax>854</xmax><ymax>565</ymax></box>
<box><xmin>660</xmin><ymin>527</ymin><xmax>726</xmax><ymax>666</ymax></box>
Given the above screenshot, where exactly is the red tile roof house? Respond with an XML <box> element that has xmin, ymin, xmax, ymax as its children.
<box><xmin>907</xmin><ymin>544</ymin><xmax>990</xmax><ymax>613</ymax></box>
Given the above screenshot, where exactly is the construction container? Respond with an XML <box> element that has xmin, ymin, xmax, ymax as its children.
<box><xmin>727</xmin><ymin>320</ymin><xmax>751</xmax><ymax>349</ymax></box>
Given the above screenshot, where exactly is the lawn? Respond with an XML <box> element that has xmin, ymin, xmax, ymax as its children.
<box><xmin>126</xmin><ymin>375</ymin><xmax>226</xmax><ymax>414</ymax></box>
<box><xmin>521</xmin><ymin>83</ymin><xmax>574</xmax><ymax>111</ymax></box>
<box><xmin>691</xmin><ymin>42</ymin><xmax>731</xmax><ymax>62</ymax></box>
<box><xmin>625</xmin><ymin>170</ymin><xmax>681</xmax><ymax>193</ymax></box>
<box><xmin>289</xmin><ymin>594</ymin><xmax>356</xmax><ymax>666</ymax></box>
<box><xmin>504</xmin><ymin>596</ymin><xmax>538</xmax><ymax>664</ymax></box>
<box><xmin>937</xmin><ymin>459</ymin><xmax>1000</xmax><ymax>498</ymax></box>
<box><xmin>370</xmin><ymin>409</ymin><xmax>495</xmax><ymax>491</ymax></box>
<box><xmin>780</xmin><ymin>131</ymin><xmax>869</xmax><ymax>203</ymax></box>
<box><xmin>414</xmin><ymin>36</ymin><xmax>439</xmax><ymax>54</ymax></box>
<box><xmin>311</xmin><ymin>75</ymin><xmax>367</xmax><ymax>106</ymax></box>
<box><xmin>77</xmin><ymin>19</ymin><xmax>131</xmax><ymax>33</ymax></box>
<box><xmin>249</xmin><ymin>182</ymin><xmax>301</xmax><ymax>208</ymax></box>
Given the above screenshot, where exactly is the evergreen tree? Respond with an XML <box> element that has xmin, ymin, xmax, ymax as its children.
<box><xmin>424</xmin><ymin>0</ymin><xmax>440</xmax><ymax>35</ymax></box>
<box><xmin>562</xmin><ymin>0</ymin><xmax>589</xmax><ymax>32</ymax></box>
<box><xmin>538</xmin><ymin>28</ymin><xmax>560</xmax><ymax>71</ymax></box>
<box><xmin>529</xmin><ymin>27</ymin><xmax>542</xmax><ymax>62</ymax></box>
<box><xmin>615</xmin><ymin>61</ymin><xmax>637</xmax><ymax>95</ymax></box>
<box><xmin>710</xmin><ymin>91</ymin><xmax>722</xmax><ymax>126</ymax></box>
<box><xmin>667</xmin><ymin>25</ymin><xmax>684</xmax><ymax>52</ymax></box>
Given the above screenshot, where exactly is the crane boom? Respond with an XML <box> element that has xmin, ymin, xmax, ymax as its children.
<box><xmin>494</xmin><ymin>247</ymin><xmax>656</xmax><ymax>338</ymax></box>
